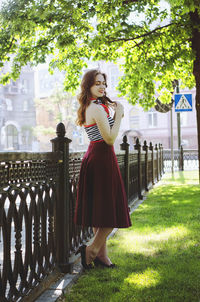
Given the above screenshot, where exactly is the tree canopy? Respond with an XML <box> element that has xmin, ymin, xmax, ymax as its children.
<box><xmin>0</xmin><ymin>0</ymin><xmax>199</xmax><ymax>107</ymax></box>
<box><xmin>0</xmin><ymin>0</ymin><xmax>94</xmax><ymax>88</ymax></box>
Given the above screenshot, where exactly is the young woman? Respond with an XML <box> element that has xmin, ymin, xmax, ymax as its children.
<box><xmin>74</xmin><ymin>69</ymin><xmax>131</xmax><ymax>269</ymax></box>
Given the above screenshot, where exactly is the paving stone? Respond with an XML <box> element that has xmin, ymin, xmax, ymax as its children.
<box><xmin>50</xmin><ymin>274</ymin><xmax>76</xmax><ymax>290</ymax></box>
<box><xmin>35</xmin><ymin>289</ymin><xmax>62</xmax><ymax>302</ymax></box>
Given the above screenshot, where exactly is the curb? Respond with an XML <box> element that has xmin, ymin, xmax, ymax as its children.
<box><xmin>35</xmin><ymin>262</ymin><xmax>83</xmax><ymax>302</ymax></box>
<box><xmin>35</xmin><ymin>197</ymin><xmax>145</xmax><ymax>302</ymax></box>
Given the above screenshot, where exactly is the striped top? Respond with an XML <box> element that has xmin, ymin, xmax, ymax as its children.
<box><xmin>84</xmin><ymin>100</ymin><xmax>114</xmax><ymax>142</ymax></box>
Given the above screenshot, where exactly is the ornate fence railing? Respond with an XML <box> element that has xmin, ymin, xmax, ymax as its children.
<box><xmin>0</xmin><ymin>151</ymin><xmax>62</xmax><ymax>302</ymax></box>
<box><xmin>0</xmin><ymin>123</ymin><xmax>164</xmax><ymax>301</ymax></box>
<box><xmin>163</xmin><ymin>148</ymin><xmax>199</xmax><ymax>172</ymax></box>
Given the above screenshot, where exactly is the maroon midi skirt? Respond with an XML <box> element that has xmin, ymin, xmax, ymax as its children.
<box><xmin>74</xmin><ymin>141</ymin><xmax>132</xmax><ymax>228</ymax></box>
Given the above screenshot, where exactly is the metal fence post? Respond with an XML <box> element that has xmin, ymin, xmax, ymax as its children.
<box><xmin>178</xmin><ymin>146</ymin><xmax>182</xmax><ymax>171</ymax></box>
<box><xmin>143</xmin><ymin>140</ymin><xmax>149</xmax><ymax>191</ymax></box>
<box><xmin>155</xmin><ymin>144</ymin><xmax>159</xmax><ymax>182</ymax></box>
<box><xmin>160</xmin><ymin>143</ymin><xmax>164</xmax><ymax>175</ymax></box>
<box><xmin>159</xmin><ymin>143</ymin><xmax>162</xmax><ymax>177</ymax></box>
<box><xmin>134</xmin><ymin>138</ymin><xmax>143</xmax><ymax>200</ymax></box>
<box><xmin>180</xmin><ymin>145</ymin><xmax>184</xmax><ymax>171</ymax></box>
<box><xmin>149</xmin><ymin>142</ymin><xmax>155</xmax><ymax>185</ymax></box>
<box><xmin>120</xmin><ymin>135</ymin><xmax>130</xmax><ymax>200</ymax></box>
<box><xmin>51</xmin><ymin>122</ymin><xmax>72</xmax><ymax>273</ymax></box>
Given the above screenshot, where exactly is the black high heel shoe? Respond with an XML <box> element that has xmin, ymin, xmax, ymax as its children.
<box><xmin>75</xmin><ymin>245</ymin><xmax>93</xmax><ymax>270</ymax></box>
<box><xmin>94</xmin><ymin>257</ymin><xmax>116</xmax><ymax>268</ymax></box>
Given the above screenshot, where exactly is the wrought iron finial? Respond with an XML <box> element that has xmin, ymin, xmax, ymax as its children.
<box><xmin>123</xmin><ymin>135</ymin><xmax>128</xmax><ymax>144</ymax></box>
<box><xmin>134</xmin><ymin>137</ymin><xmax>141</xmax><ymax>150</ymax></box>
<box><xmin>120</xmin><ymin>135</ymin><xmax>129</xmax><ymax>151</ymax></box>
<box><xmin>143</xmin><ymin>140</ymin><xmax>148</xmax><ymax>151</ymax></box>
<box><xmin>56</xmin><ymin>123</ymin><xmax>66</xmax><ymax>138</ymax></box>
<box><xmin>149</xmin><ymin>142</ymin><xmax>153</xmax><ymax>150</ymax></box>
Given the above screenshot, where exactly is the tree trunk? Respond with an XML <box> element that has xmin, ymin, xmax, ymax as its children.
<box><xmin>190</xmin><ymin>9</ymin><xmax>200</xmax><ymax>184</ymax></box>
<box><xmin>195</xmin><ymin>79</ymin><xmax>200</xmax><ymax>184</ymax></box>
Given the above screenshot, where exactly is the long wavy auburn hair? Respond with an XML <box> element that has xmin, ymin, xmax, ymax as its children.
<box><xmin>76</xmin><ymin>69</ymin><xmax>114</xmax><ymax>126</ymax></box>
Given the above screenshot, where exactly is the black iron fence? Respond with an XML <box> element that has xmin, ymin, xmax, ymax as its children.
<box><xmin>0</xmin><ymin>123</ymin><xmax>164</xmax><ymax>301</ymax></box>
<box><xmin>0</xmin><ymin>151</ymin><xmax>62</xmax><ymax>301</ymax></box>
<box><xmin>163</xmin><ymin>147</ymin><xmax>199</xmax><ymax>172</ymax></box>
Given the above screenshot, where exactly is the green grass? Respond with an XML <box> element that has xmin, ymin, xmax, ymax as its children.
<box><xmin>65</xmin><ymin>171</ymin><xmax>200</xmax><ymax>302</ymax></box>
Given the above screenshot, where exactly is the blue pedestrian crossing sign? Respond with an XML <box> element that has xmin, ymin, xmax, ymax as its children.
<box><xmin>174</xmin><ymin>94</ymin><xmax>193</xmax><ymax>112</ymax></box>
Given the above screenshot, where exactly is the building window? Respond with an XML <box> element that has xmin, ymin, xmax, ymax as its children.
<box><xmin>5</xmin><ymin>125</ymin><xmax>19</xmax><ymax>150</ymax></box>
<box><xmin>109</xmin><ymin>66</ymin><xmax>119</xmax><ymax>89</ymax></box>
<box><xmin>40</xmin><ymin>72</ymin><xmax>52</xmax><ymax>90</ymax></box>
<box><xmin>23</xmin><ymin>100</ymin><xmax>28</xmax><ymax>111</ymax></box>
<box><xmin>5</xmin><ymin>98</ymin><xmax>13</xmax><ymax>111</ymax></box>
<box><xmin>11</xmin><ymin>79</ymin><xmax>17</xmax><ymax>87</ymax></box>
<box><xmin>10</xmin><ymin>79</ymin><xmax>19</xmax><ymax>93</ymax></box>
<box><xmin>148</xmin><ymin>112</ymin><xmax>157</xmax><ymax>128</ymax></box>
<box><xmin>129</xmin><ymin>108</ymin><xmax>140</xmax><ymax>129</ymax></box>
<box><xmin>21</xmin><ymin>79</ymin><xmax>29</xmax><ymax>94</ymax></box>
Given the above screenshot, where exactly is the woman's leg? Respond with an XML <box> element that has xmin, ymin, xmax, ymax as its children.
<box><xmin>86</xmin><ymin>227</ymin><xmax>113</xmax><ymax>265</ymax></box>
<box><xmin>92</xmin><ymin>227</ymin><xmax>112</xmax><ymax>265</ymax></box>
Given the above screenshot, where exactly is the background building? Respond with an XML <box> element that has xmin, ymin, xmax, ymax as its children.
<box><xmin>34</xmin><ymin>64</ymin><xmax>83</xmax><ymax>151</ymax></box>
<box><xmin>0</xmin><ymin>64</ymin><xmax>37</xmax><ymax>151</ymax></box>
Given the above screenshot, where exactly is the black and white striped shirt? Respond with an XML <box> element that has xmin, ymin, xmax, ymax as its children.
<box><xmin>84</xmin><ymin>101</ymin><xmax>114</xmax><ymax>142</ymax></box>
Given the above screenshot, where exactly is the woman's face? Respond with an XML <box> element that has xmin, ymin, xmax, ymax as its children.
<box><xmin>90</xmin><ymin>73</ymin><xmax>106</xmax><ymax>99</ymax></box>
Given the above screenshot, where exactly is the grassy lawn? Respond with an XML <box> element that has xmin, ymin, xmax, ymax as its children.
<box><xmin>65</xmin><ymin>171</ymin><xmax>200</xmax><ymax>302</ymax></box>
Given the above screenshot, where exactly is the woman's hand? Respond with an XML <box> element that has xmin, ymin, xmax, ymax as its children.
<box><xmin>112</xmin><ymin>101</ymin><xmax>124</xmax><ymax>117</ymax></box>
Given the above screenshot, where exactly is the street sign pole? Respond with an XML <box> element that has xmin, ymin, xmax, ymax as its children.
<box><xmin>174</xmin><ymin>90</ymin><xmax>193</xmax><ymax>173</ymax></box>
<box><xmin>170</xmin><ymin>106</ymin><xmax>174</xmax><ymax>175</ymax></box>
<box><xmin>177</xmin><ymin>113</ymin><xmax>181</xmax><ymax>149</ymax></box>
<box><xmin>154</xmin><ymin>95</ymin><xmax>174</xmax><ymax>175</ymax></box>
<box><xmin>176</xmin><ymin>81</ymin><xmax>182</xmax><ymax>170</ymax></box>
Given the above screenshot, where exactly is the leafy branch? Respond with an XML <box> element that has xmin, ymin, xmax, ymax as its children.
<box><xmin>107</xmin><ymin>22</ymin><xmax>180</xmax><ymax>43</ymax></box>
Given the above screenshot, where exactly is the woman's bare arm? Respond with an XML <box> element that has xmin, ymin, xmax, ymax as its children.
<box><xmin>91</xmin><ymin>103</ymin><xmax>124</xmax><ymax>146</ymax></box>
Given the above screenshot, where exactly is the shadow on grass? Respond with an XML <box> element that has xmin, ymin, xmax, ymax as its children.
<box><xmin>66</xmin><ymin>240</ymin><xmax>200</xmax><ymax>302</ymax></box>
<box><xmin>131</xmin><ymin>185</ymin><xmax>200</xmax><ymax>233</ymax></box>
<box><xmin>108</xmin><ymin>243</ymin><xmax>200</xmax><ymax>302</ymax></box>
